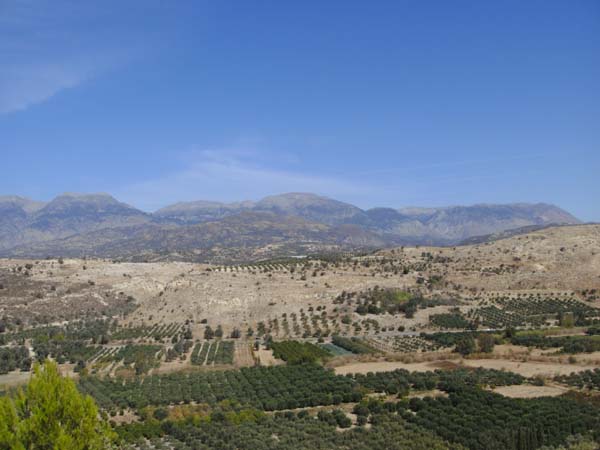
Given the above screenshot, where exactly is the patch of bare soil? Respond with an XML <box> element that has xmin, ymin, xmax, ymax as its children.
<box><xmin>461</xmin><ymin>359</ymin><xmax>598</xmax><ymax>377</ymax></box>
<box><xmin>152</xmin><ymin>355</ymin><xmax>192</xmax><ymax>375</ymax></box>
<box><xmin>108</xmin><ymin>409</ymin><xmax>140</xmax><ymax>424</ymax></box>
<box><xmin>491</xmin><ymin>384</ymin><xmax>568</xmax><ymax>398</ymax></box>
<box><xmin>0</xmin><ymin>370</ymin><xmax>31</xmax><ymax>389</ymax></box>
<box><xmin>0</xmin><ymin>362</ymin><xmax>79</xmax><ymax>390</ymax></box>
<box><xmin>408</xmin><ymin>389</ymin><xmax>448</xmax><ymax>399</ymax></box>
<box><xmin>491</xmin><ymin>344</ymin><xmax>531</xmax><ymax>357</ymax></box>
<box><xmin>256</xmin><ymin>348</ymin><xmax>283</xmax><ymax>366</ymax></box>
<box><xmin>234</xmin><ymin>340</ymin><xmax>256</xmax><ymax>367</ymax></box>
<box><xmin>0</xmin><ymin>260</ymin><xmax>135</xmax><ymax>326</ymax></box>
<box><xmin>334</xmin><ymin>360</ymin><xmax>443</xmax><ymax>375</ymax></box>
<box><xmin>378</xmin><ymin>224</ymin><xmax>600</xmax><ymax>292</ymax></box>
<box><xmin>334</xmin><ymin>356</ymin><xmax>599</xmax><ymax>377</ymax></box>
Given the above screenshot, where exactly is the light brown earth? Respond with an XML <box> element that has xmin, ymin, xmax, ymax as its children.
<box><xmin>234</xmin><ymin>340</ymin><xmax>256</xmax><ymax>367</ymax></box>
<box><xmin>0</xmin><ymin>370</ymin><xmax>31</xmax><ymax>389</ymax></box>
<box><xmin>377</xmin><ymin>224</ymin><xmax>600</xmax><ymax>293</ymax></box>
<box><xmin>2</xmin><ymin>225</ymin><xmax>598</xmax><ymax>335</ymax></box>
<box><xmin>334</xmin><ymin>357</ymin><xmax>598</xmax><ymax>377</ymax></box>
<box><xmin>460</xmin><ymin>358</ymin><xmax>598</xmax><ymax>377</ymax></box>
<box><xmin>491</xmin><ymin>384</ymin><xmax>568</xmax><ymax>398</ymax></box>
<box><xmin>0</xmin><ymin>362</ymin><xmax>79</xmax><ymax>390</ymax></box>
<box><xmin>1</xmin><ymin>224</ymin><xmax>599</xmax><ymax>386</ymax></box>
<box><xmin>334</xmin><ymin>360</ymin><xmax>454</xmax><ymax>375</ymax></box>
<box><xmin>256</xmin><ymin>348</ymin><xmax>283</xmax><ymax>366</ymax></box>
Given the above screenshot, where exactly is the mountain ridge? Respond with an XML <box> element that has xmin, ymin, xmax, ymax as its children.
<box><xmin>0</xmin><ymin>192</ymin><xmax>580</xmax><ymax>261</ymax></box>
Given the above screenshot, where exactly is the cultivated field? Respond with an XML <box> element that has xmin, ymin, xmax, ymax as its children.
<box><xmin>2</xmin><ymin>225</ymin><xmax>600</xmax><ymax>450</ymax></box>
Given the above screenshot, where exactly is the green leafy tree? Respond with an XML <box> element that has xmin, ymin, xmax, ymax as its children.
<box><xmin>0</xmin><ymin>360</ymin><xmax>115</xmax><ymax>449</ymax></box>
<box><xmin>454</xmin><ymin>335</ymin><xmax>476</xmax><ymax>356</ymax></box>
<box><xmin>477</xmin><ymin>334</ymin><xmax>495</xmax><ymax>353</ymax></box>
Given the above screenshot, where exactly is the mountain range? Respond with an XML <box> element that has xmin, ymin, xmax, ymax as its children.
<box><xmin>0</xmin><ymin>192</ymin><xmax>580</xmax><ymax>262</ymax></box>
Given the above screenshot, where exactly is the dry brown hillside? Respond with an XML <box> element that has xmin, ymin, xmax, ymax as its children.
<box><xmin>377</xmin><ymin>224</ymin><xmax>600</xmax><ymax>292</ymax></box>
<box><xmin>1</xmin><ymin>224</ymin><xmax>598</xmax><ymax>336</ymax></box>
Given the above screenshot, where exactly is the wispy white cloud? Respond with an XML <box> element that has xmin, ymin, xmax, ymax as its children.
<box><xmin>116</xmin><ymin>149</ymin><xmax>372</xmax><ymax>212</ymax></box>
<box><xmin>0</xmin><ymin>64</ymin><xmax>88</xmax><ymax>114</ymax></box>
<box><xmin>114</xmin><ymin>146</ymin><xmax>532</xmax><ymax>212</ymax></box>
<box><xmin>0</xmin><ymin>1</ymin><xmax>85</xmax><ymax>113</ymax></box>
<box><xmin>0</xmin><ymin>1</ymin><xmax>153</xmax><ymax>114</ymax></box>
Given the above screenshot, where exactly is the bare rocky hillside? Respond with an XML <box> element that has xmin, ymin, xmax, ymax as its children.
<box><xmin>2</xmin><ymin>225</ymin><xmax>597</xmax><ymax>335</ymax></box>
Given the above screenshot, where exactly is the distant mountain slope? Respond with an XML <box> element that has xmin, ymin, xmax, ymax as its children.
<box><xmin>458</xmin><ymin>223</ymin><xmax>571</xmax><ymax>245</ymax></box>
<box><xmin>29</xmin><ymin>193</ymin><xmax>151</xmax><ymax>233</ymax></box>
<box><xmin>154</xmin><ymin>193</ymin><xmax>368</xmax><ymax>226</ymax></box>
<box><xmin>152</xmin><ymin>193</ymin><xmax>579</xmax><ymax>242</ymax></box>
<box><xmin>0</xmin><ymin>197</ymin><xmax>35</xmax><ymax>250</ymax></box>
<box><xmin>3</xmin><ymin>211</ymin><xmax>386</xmax><ymax>263</ymax></box>
<box><xmin>253</xmin><ymin>193</ymin><xmax>368</xmax><ymax>225</ymax></box>
<box><xmin>407</xmin><ymin>203</ymin><xmax>581</xmax><ymax>243</ymax></box>
<box><xmin>0</xmin><ymin>193</ymin><xmax>151</xmax><ymax>251</ymax></box>
<box><xmin>154</xmin><ymin>200</ymin><xmax>255</xmax><ymax>224</ymax></box>
<box><xmin>0</xmin><ymin>191</ymin><xmax>580</xmax><ymax>261</ymax></box>
<box><xmin>0</xmin><ymin>196</ymin><xmax>45</xmax><ymax>213</ymax></box>
<box><xmin>357</xmin><ymin>202</ymin><xmax>580</xmax><ymax>245</ymax></box>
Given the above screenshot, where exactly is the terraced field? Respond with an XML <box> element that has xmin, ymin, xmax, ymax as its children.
<box><xmin>190</xmin><ymin>341</ymin><xmax>235</xmax><ymax>366</ymax></box>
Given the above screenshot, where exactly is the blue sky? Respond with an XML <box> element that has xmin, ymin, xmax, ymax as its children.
<box><xmin>0</xmin><ymin>1</ymin><xmax>598</xmax><ymax>220</ymax></box>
